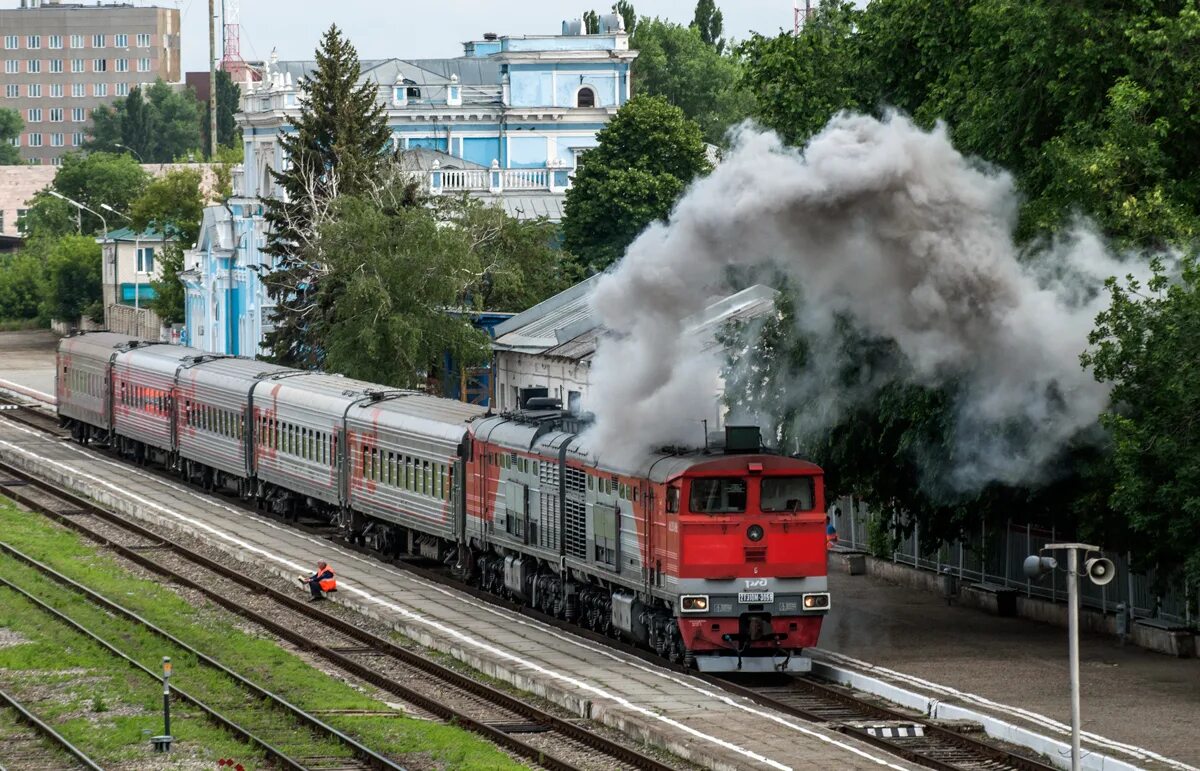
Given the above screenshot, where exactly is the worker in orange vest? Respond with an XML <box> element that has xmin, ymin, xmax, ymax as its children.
<box><xmin>299</xmin><ymin>560</ymin><xmax>336</xmax><ymax>601</ymax></box>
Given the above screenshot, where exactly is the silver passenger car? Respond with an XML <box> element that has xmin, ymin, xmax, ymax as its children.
<box><xmin>346</xmin><ymin>392</ymin><xmax>485</xmax><ymax>539</ymax></box>
<box><xmin>112</xmin><ymin>341</ymin><xmax>207</xmax><ymax>453</ymax></box>
<box><xmin>176</xmin><ymin>356</ymin><xmax>292</xmax><ymax>480</ymax></box>
<box><xmin>57</xmin><ymin>332</ymin><xmax>132</xmax><ymax>433</ymax></box>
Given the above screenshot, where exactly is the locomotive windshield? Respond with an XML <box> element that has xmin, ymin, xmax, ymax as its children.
<box><xmin>760</xmin><ymin>476</ymin><xmax>816</xmax><ymax>512</ymax></box>
<box><xmin>690</xmin><ymin>478</ymin><xmax>747</xmax><ymax>513</ymax></box>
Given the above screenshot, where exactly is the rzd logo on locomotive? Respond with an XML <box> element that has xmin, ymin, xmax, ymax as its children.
<box><xmin>744</xmin><ymin>578</ymin><xmax>768</xmax><ymax>589</ymax></box>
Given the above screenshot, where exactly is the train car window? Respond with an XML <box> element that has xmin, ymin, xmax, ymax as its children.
<box><xmin>447</xmin><ymin>466</ymin><xmax>454</xmax><ymax>500</ymax></box>
<box><xmin>587</xmin><ymin>475</ymin><xmax>594</xmax><ymax>491</ymax></box>
<box><xmin>632</xmin><ymin>488</ymin><xmax>638</xmax><ymax>502</ymax></box>
<box><xmin>689</xmin><ymin>478</ymin><xmax>747</xmax><ymax>513</ymax></box>
<box><xmin>436</xmin><ymin>464</ymin><xmax>444</xmax><ymax>499</ymax></box>
<box><xmin>422</xmin><ymin>460</ymin><xmax>430</xmax><ymax>495</ymax></box>
<box><xmin>308</xmin><ymin>430</ymin><xmax>315</xmax><ymax>460</ymax></box>
<box><xmin>666</xmin><ymin>486</ymin><xmax>679</xmax><ymax>513</ymax></box>
<box><xmin>760</xmin><ymin>476</ymin><xmax>816</xmax><ymax>512</ymax></box>
<box><xmin>374</xmin><ymin>448</ymin><xmax>381</xmax><ymax>481</ymax></box>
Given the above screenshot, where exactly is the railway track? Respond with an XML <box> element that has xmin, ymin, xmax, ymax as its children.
<box><xmin>0</xmin><ymin>405</ymin><xmax>1056</xmax><ymax>771</ymax></box>
<box><xmin>0</xmin><ymin>457</ymin><xmax>683</xmax><ymax>771</ymax></box>
<box><xmin>0</xmin><ymin>538</ymin><xmax>404</xmax><ymax>771</ymax></box>
<box><xmin>0</xmin><ymin>688</ymin><xmax>103</xmax><ymax>771</ymax></box>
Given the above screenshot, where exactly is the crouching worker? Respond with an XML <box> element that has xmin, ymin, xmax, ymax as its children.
<box><xmin>298</xmin><ymin>560</ymin><xmax>336</xmax><ymax>601</ymax></box>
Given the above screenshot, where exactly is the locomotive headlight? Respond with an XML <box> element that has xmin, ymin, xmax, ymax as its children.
<box><xmin>802</xmin><ymin>592</ymin><xmax>831</xmax><ymax>610</ymax></box>
<box><xmin>680</xmin><ymin>595</ymin><xmax>709</xmax><ymax>612</ymax></box>
<box><xmin>746</xmin><ymin>524</ymin><xmax>764</xmax><ymax>542</ymax></box>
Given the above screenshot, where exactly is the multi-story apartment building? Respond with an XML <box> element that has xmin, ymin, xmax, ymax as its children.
<box><xmin>0</xmin><ymin>0</ymin><xmax>180</xmax><ymax>165</ymax></box>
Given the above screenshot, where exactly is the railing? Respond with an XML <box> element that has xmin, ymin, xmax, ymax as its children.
<box><xmin>832</xmin><ymin>496</ymin><xmax>1196</xmax><ymax>628</ymax></box>
<box><xmin>430</xmin><ymin>161</ymin><xmax>571</xmax><ymax>195</ymax></box>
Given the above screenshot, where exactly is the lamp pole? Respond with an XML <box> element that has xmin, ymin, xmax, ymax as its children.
<box><xmin>1025</xmin><ymin>542</ymin><xmax>1114</xmax><ymax>771</ymax></box>
<box><xmin>114</xmin><ymin>143</ymin><xmax>144</xmax><ymax>163</ymax></box>
<box><xmin>52</xmin><ymin>191</ymin><xmax>111</xmax><ymax>316</ymax></box>
<box><xmin>101</xmin><ymin>204</ymin><xmax>136</xmax><ymax>310</ymax></box>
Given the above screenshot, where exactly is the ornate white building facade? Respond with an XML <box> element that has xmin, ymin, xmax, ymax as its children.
<box><xmin>182</xmin><ymin>15</ymin><xmax>635</xmax><ymax>356</ymax></box>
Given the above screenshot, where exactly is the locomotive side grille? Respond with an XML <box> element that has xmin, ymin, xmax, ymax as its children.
<box><xmin>745</xmin><ymin>547</ymin><xmax>767</xmax><ymax>562</ymax></box>
<box><xmin>564</xmin><ymin>466</ymin><xmax>587</xmax><ymax>559</ymax></box>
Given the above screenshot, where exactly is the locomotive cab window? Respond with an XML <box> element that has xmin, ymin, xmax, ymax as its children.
<box><xmin>666</xmin><ymin>485</ymin><xmax>679</xmax><ymax>513</ymax></box>
<box><xmin>760</xmin><ymin>476</ymin><xmax>816</xmax><ymax>512</ymax></box>
<box><xmin>689</xmin><ymin>478</ymin><xmax>747</xmax><ymax>513</ymax></box>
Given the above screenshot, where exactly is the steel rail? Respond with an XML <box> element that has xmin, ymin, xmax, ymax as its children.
<box><xmin>0</xmin><ymin>539</ymin><xmax>406</xmax><ymax>771</ymax></box>
<box><xmin>0</xmin><ymin>459</ymin><xmax>677</xmax><ymax>771</ymax></box>
<box><xmin>0</xmin><ymin>687</ymin><xmax>105</xmax><ymax>771</ymax></box>
<box><xmin>0</xmin><ymin>407</ymin><xmax>1053</xmax><ymax>771</ymax></box>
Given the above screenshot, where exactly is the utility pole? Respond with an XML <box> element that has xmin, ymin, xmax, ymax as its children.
<box><xmin>208</xmin><ymin>0</ymin><xmax>218</xmax><ymax>158</ymax></box>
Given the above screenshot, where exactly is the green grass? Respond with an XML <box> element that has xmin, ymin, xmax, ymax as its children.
<box><xmin>0</xmin><ymin>497</ymin><xmax>530</xmax><ymax>770</ymax></box>
<box><xmin>0</xmin><ymin>318</ymin><xmax>48</xmax><ymax>332</ymax></box>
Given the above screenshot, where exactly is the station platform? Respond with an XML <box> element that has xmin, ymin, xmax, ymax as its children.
<box><xmin>0</xmin><ymin>416</ymin><xmax>924</xmax><ymax>771</ymax></box>
<box><xmin>820</xmin><ymin>558</ymin><xmax>1199</xmax><ymax>769</ymax></box>
<box><xmin>0</xmin><ymin>329</ymin><xmax>58</xmax><ymax>404</ymax></box>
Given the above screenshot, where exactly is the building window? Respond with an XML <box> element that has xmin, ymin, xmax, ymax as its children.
<box><xmin>27</xmin><ymin>59</ymin><xmax>40</xmax><ymax>74</ymax></box>
<box><xmin>116</xmin><ymin>82</ymin><xmax>129</xmax><ymax>97</ymax></box>
<box><xmin>4</xmin><ymin>61</ymin><xmax>17</xmax><ymax>74</ymax></box>
<box><xmin>71</xmin><ymin>107</ymin><xmax>86</xmax><ymax>121</ymax></box>
<box><xmin>27</xmin><ymin>36</ymin><xmax>41</xmax><ymax>50</ymax></box>
<box><xmin>71</xmin><ymin>84</ymin><xmax>85</xmax><ymax>98</ymax></box>
<box><xmin>51</xmin><ymin>156</ymin><xmax>63</xmax><ymax>166</ymax></box>
<box><xmin>137</xmin><ymin>33</ymin><xmax>151</xmax><ymax>48</ymax></box>
<box><xmin>92</xmin><ymin>34</ymin><xmax>106</xmax><ymax>49</ymax></box>
<box><xmin>50</xmin><ymin>133</ymin><xmax>64</xmax><ymax>147</ymax></box>
<box><xmin>115</xmin><ymin>58</ymin><xmax>128</xmax><ymax>72</ymax></box>
<box><xmin>71</xmin><ymin>58</ymin><xmax>84</xmax><ymax>73</ymax></box>
<box><xmin>137</xmin><ymin>57</ymin><xmax>151</xmax><ymax>72</ymax></box>
<box><xmin>28</xmin><ymin>133</ymin><xmax>42</xmax><ymax>148</ymax></box>
<box><xmin>49</xmin><ymin>35</ymin><xmax>62</xmax><ymax>50</ymax></box>
<box><xmin>137</xmin><ymin>246</ymin><xmax>155</xmax><ymax>273</ymax></box>
<box><xmin>93</xmin><ymin>58</ymin><xmax>107</xmax><ymax>72</ymax></box>
<box><xmin>70</xmin><ymin>35</ymin><xmax>84</xmax><ymax>49</ymax></box>
<box><xmin>27</xmin><ymin>84</ymin><xmax>41</xmax><ymax>98</ymax></box>
<box><xmin>72</xmin><ymin>132</ymin><xmax>84</xmax><ymax>147</ymax></box>
<box><xmin>49</xmin><ymin>108</ymin><xmax>62</xmax><ymax>122</ymax></box>
<box><xmin>576</xmin><ymin>87</ymin><xmax>596</xmax><ymax>108</ymax></box>
<box><xmin>49</xmin><ymin>58</ymin><xmax>62</xmax><ymax>73</ymax></box>
<box><xmin>115</xmin><ymin>34</ymin><xmax>128</xmax><ymax>48</ymax></box>
<box><xmin>50</xmin><ymin>83</ymin><xmax>63</xmax><ymax>98</ymax></box>
<box><xmin>4</xmin><ymin>36</ymin><xmax>17</xmax><ymax>50</ymax></box>
<box><xmin>27</xmin><ymin>108</ymin><xmax>41</xmax><ymax>123</ymax></box>
<box><xmin>93</xmin><ymin>83</ymin><xmax>108</xmax><ymax>97</ymax></box>
<box><xmin>4</xmin><ymin>85</ymin><xmax>16</xmax><ymax>98</ymax></box>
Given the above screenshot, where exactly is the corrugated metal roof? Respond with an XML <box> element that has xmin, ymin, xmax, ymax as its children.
<box><xmin>495</xmin><ymin>283</ymin><xmax>778</xmax><ymax>362</ymax></box>
<box><xmin>275</xmin><ymin>57</ymin><xmax>502</xmax><ymax>87</ymax></box>
<box><xmin>473</xmin><ymin>193</ymin><xmax>565</xmax><ymax>223</ymax></box>
<box><xmin>492</xmin><ymin>274</ymin><xmax>602</xmax><ymax>353</ymax></box>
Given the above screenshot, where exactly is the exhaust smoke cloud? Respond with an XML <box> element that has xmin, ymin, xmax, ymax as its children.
<box><xmin>585</xmin><ymin>113</ymin><xmax>1129</xmax><ymax>491</ymax></box>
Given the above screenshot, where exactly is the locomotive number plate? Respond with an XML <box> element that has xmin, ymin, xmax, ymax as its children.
<box><xmin>738</xmin><ymin>591</ymin><xmax>774</xmax><ymax>604</ymax></box>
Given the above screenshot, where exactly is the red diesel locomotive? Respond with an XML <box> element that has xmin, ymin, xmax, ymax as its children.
<box><xmin>57</xmin><ymin>332</ymin><xmax>831</xmax><ymax>672</ymax></box>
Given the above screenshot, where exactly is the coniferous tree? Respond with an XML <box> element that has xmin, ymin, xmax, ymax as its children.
<box><xmin>691</xmin><ymin>0</ymin><xmax>725</xmax><ymax>52</ymax></box>
<box><xmin>260</xmin><ymin>25</ymin><xmax>390</xmax><ymax>367</ymax></box>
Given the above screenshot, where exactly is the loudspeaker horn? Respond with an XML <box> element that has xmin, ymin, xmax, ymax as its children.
<box><xmin>1085</xmin><ymin>556</ymin><xmax>1116</xmax><ymax>586</ymax></box>
<box><xmin>1023</xmin><ymin>554</ymin><xmax>1057</xmax><ymax>579</ymax></box>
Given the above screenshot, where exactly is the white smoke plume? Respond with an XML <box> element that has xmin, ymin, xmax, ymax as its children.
<box><xmin>585</xmin><ymin>112</ymin><xmax>1132</xmax><ymax>491</ymax></box>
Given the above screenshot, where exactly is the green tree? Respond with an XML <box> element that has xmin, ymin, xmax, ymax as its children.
<box><xmin>261</xmin><ymin>25</ymin><xmax>391</xmax><ymax>367</ymax></box>
<box><xmin>203</xmin><ymin>70</ymin><xmax>243</xmax><ymax>154</ymax></box>
<box><xmin>691</xmin><ymin>0</ymin><xmax>725</xmax><ymax>52</ymax></box>
<box><xmin>130</xmin><ymin>168</ymin><xmax>205</xmax><ymax>244</ymax></box>
<box><xmin>311</xmin><ymin>184</ymin><xmax>489</xmax><ymax>386</ymax></box>
<box><xmin>20</xmin><ymin>153</ymin><xmax>148</xmax><ymax>238</ymax></box>
<box><xmin>562</xmin><ymin>95</ymin><xmax>710</xmax><ymax>272</ymax></box>
<box><xmin>40</xmin><ymin>236</ymin><xmax>103</xmax><ymax>322</ymax></box>
<box><xmin>86</xmin><ymin>80</ymin><xmax>204</xmax><ymax>163</ymax></box>
<box><xmin>1083</xmin><ymin>259</ymin><xmax>1200</xmax><ymax>583</ymax></box>
<box><xmin>584</xmin><ymin>10</ymin><xmax>600</xmax><ymax>34</ymax></box>
<box><xmin>0</xmin><ymin>108</ymin><xmax>22</xmax><ymax>165</ymax></box>
<box><xmin>129</xmin><ymin>168</ymin><xmax>205</xmax><ymax>326</ymax></box>
<box><xmin>0</xmin><ymin>251</ymin><xmax>45</xmax><ymax>320</ymax></box>
<box><xmin>632</xmin><ymin>17</ymin><xmax>753</xmax><ymax>144</ymax></box>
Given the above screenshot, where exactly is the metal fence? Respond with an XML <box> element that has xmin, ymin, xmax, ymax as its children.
<box><xmin>831</xmin><ymin>496</ymin><xmax>1195</xmax><ymax>628</ymax></box>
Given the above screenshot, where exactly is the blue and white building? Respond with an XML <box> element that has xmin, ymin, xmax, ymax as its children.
<box><xmin>183</xmin><ymin>15</ymin><xmax>636</xmax><ymax>356</ymax></box>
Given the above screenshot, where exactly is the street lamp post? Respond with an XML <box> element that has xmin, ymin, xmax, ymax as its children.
<box><xmin>51</xmin><ymin>191</ymin><xmax>111</xmax><ymax>321</ymax></box>
<box><xmin>113</xmin><ymin>143</ymin><xmax>144</xmax><ymax>163</ymax></box>
<box><xmin>1024</xmin><ymin>543</ymin><xmax>1115</xmax><ymax>771</ymax></box>
<box><xmin>102</xmin><ymin>204</ymin><xmax>138</xmax><ymax>310</ymax></box>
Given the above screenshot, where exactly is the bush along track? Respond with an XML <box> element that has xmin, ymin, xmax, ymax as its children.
<box><xmin>0</xmin><ymin>495</ymin><xmax>531</xmax><ymax>771</ymax></box>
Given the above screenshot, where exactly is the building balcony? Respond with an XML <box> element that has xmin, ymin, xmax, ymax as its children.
<box><xmin>430</xmin><ymin>159</ymin><xmax>571</xmax><ymax>195</ymax></box>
